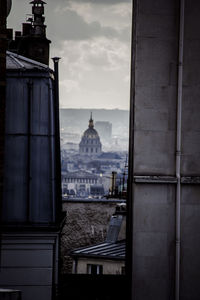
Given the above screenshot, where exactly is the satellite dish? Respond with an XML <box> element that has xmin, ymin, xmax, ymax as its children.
<box><xmin>7</xmin><ymin>0</ymin><xmax>12</xmax><ymax>17</ymax></box>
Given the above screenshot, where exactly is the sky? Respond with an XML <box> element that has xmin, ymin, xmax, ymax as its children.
<box><xmin>7</xmin><ymin>0</ymin><xmax>132</xmax><ymax>110</ymax></box>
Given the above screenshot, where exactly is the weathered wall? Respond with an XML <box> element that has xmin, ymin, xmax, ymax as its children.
<box><xmin>130</xmin><ymin>0</ymin><xmax>200</xmax><ymax>299</ymax></box>
<box><xmin>61</xmin><ymin>200</ymin><xmax>120</xmax><ymax>273</ymax></box>
<box><xmin>75</xmin><ymin>258</ymin><xmax>124</xmax><ymax>275</ymax></box>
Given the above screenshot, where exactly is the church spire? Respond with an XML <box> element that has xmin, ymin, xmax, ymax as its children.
<box><xmin>89</xmin><ymin>112</ymin><xmax>94</xmax><ymax>128</ymax></box>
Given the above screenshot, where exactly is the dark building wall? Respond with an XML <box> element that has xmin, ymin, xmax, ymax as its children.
<box><xmin>2</xmin><ymin>69</ymin><xmax>59</xmax><ymax>224</ymax></box>
<box><xmin>129</xmin><ymin>0</ymin><xmax>200</xmax><ymax>299</ymax></box>
<box><xmin>0</xmin><ymin>56</ymin><xmax>62</xmax><ymax>300</ymax></box>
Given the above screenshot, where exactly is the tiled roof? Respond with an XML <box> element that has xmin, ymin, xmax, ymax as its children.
<box><xmin>71</xmin><ymin>240</ymin><xmax>125</xmax><ymax>260</ymax></box>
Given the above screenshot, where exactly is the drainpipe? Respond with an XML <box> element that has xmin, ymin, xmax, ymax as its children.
<box><xmin>27</xmin><ymin>81</ymin><xmax>33</xmax><ymax>222</ymax></box>
<box><xmin>175</xmin><ymin>0</ymin><xmax>185</xmax><ymax>299</ymax></box>
<box><xmin>52</xmin><ymin>57</ymin><xmax>62</xmax><ymax>223</ymax></box>
<box><xmin>0</xmin><ymin>0</ymin><xmax>7</xmax><ymax>269</ymax></box>
<box><xmin>48</xmin><ymin>78</ymin><xmax>56</xmax><ymax>222</ymax></box>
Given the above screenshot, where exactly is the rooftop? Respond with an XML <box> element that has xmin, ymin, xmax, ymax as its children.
<box><xmin>6</xmin><ymin>51</ymin><xmax>50</xmax><ymax>71</ymax></box>
<box><xmin>71</xmin><ymin>240</ymin><xmax>125</xmax><ymax>261</ymax></box>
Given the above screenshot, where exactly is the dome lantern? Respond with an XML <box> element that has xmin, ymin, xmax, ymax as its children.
<box><xmin>89</xmin><ymin>112</ymin><xmax>94</xmax><ymax>128</ymax></box>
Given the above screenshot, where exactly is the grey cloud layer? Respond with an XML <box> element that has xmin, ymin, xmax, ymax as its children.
<box><xmin>9</xmin><ymin>1</ymin><xmax>131</xmax><ymax>43</ymax></box>
<box><xmin>52</xmin><ymin>0</ymin><xmax>130</xmax><ymax>4</ymax></box>
<box><xmin>48</xmin><ymin>8</ymin><xmax>119</xmax><ymax>41</ymax></box>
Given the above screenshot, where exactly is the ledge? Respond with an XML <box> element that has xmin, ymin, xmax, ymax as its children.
<box><xmin>133</xmin><ymin>176</ymin><xmax>200</xmax><ymax>184</ymax></box>
<box><xmin>133</xmin><ymin>176</ymin><xmax>177</xmax><ymax>184</ymax></box>
<box><xmin>62</xmin><ymin>197</ymin><xmax>126</xmax><ymax>203</ymax></box>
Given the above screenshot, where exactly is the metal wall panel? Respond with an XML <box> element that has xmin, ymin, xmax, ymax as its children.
<box><xmin>0</xmin><ymin>233</ymin><xmax>59</xmax><ymax>300</ymax></box>
<box><xmin>31</xmin><ymin>78</ymin><xmax>50</xmax><ymax>136</ymax></box>
<box><xmin>3</xmin><ymin>136</ymin><xmax>28</xmax><ymax>222</ymax></box>
<box><xmin>30</xmin><ymin>136</ymin><xmax>52</xmax><ymax>223</ymax></box>
<box><xmin>6</xmin><ymin>78</ymin><xmax>29</xmax><ymax>134</ymax></box>
<box><xmin>0</xmin><ymin>268</ymin><xmax>52</xmax><ymax>285</ymax></box>
<box><xmin>1</xmin><ymin>249</ymin><xmax>53</xmax><ymax>267</ymax></box>
<box><xmin>3</xmin><ymin>71</ymin><xmax>58</xmax><ymax>225</ymax></box>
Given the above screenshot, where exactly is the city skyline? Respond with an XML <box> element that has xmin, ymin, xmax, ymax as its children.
<box><xmin>8</xmin><ymin>0</ymin><xmax>132</xmax><ymax>110</ymax></box>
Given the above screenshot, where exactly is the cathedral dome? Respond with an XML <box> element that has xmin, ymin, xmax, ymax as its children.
<box><xmin>79</xmin><ymin>113</ymin><xmax>102</xmax><ymax>155</ymax></box>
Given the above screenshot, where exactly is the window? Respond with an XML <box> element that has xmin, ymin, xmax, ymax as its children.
<box><xmin>87</xmin><ymin>264</ymin><xmax>103</xmax><ymax>275</ymax></box>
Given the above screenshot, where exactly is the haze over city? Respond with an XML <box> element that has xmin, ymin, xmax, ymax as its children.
<box><xmin>8</xmin><ymin>0</ymin><xmax>132</xmax><ymax>110</ymax></box>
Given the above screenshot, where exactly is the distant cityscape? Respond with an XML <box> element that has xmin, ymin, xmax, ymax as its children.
<box><xmin>60</xmin><ymin>109</ymin><xmax>129</xmax><ymax>199</ymax></box>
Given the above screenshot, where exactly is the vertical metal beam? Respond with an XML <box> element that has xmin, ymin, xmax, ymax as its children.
<box><xmin>27</xmin><ymin>81</ymin><xmax>33</xmax><ymax>223</ymax></box>
<box><xmin>52</xmin><ymin>57</ymin><xmax>62</xmax><ymax>223</ymax></box>
<box><xmin>48</xmin><ymin>78</ymin><xmax>56</xmax><ymax>222</ymax></box>
<box><xmin>126</xmin><ymin>0</ymin><xmax>137</xmax><ymax>299</ymax></box>
<box><xmin>0</xmin><ymin>0</ymin><xmax>7</xmax><ymax>216</ymax></box>
<box><xmin>0</xmin><ymin>0</ymin><xmax>7</xmax><ymax>271</ymax></box>
<box><xmin>175</xmin><ymin>0</ymin><xmax>185</xmax><ymax>299</ymax></box>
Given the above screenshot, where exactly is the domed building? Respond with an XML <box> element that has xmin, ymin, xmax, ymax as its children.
<box><xmin>79</xmin><ymin>113</ymin><xmax>102</xmax><ymax>155</ymax></box>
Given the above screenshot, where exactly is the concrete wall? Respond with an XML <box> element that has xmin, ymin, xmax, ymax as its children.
<box><xmin>61</xmin><ymin>200</ymin><xmax>121</xmax><ymax>273</ymax></box>
<box><xmin>130</xmin><ymin>0</ymin><xmax>200</xmax><ymax>299</ymax></box>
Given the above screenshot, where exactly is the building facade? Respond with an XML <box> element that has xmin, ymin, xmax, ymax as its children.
<box><xmin>127</xmin><ymin>1</ymin><xmax>200</xmax><ymax>299</ymax></box>
<box><xmin>62</xmin><ymin>171</ymin><xmax>99</xmax><ymax>198</ymax></box>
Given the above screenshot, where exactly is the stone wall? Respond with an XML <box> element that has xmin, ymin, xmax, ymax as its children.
<box><xmin>61</xmin><ymin>199</ymin><xmax>122</xmax><ymax>274</ymax></box>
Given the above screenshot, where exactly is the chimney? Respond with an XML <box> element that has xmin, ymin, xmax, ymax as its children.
<box><xmin>22</xmin><ymin>23</ymin><xmax>32</xmax><ymax>36</ymax></box>
<box><xmin>106</xmin><ymin>203</ymin><xmax>126</xmax><ymax>243</ymax></box>
<box><xmin>15</xmin><ymin>31</ymin><xmax>21</xmax><ymax>40</ymax></box>
<box><xmin>6</xmin><ymin>28</ymin><xmax>13</xmax><ymax>40</ymax></box>
<box><xmin>7</xmin><ymin>0</ymin><xmax>51</xmax><ymax>65</ymax></box>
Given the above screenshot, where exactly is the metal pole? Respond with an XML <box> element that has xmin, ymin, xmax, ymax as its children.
<box><xmin>0</xmin><ymin>0</ymin><xmax>7</xmax><ymax>214</ymax></box>
<box><xmin>52</xmin><ymin>57</ymin><xmax>62</xmax><ymax>223</ymax></box>
<box><xmin>0</xmin><ymin>0</ymin><xmax>7</xmax><ymax>270</ymax></box>
<box><xmin>175</xmin><ymin>1</ymin><xmax>185</xmax><ymax>299</ymax></box>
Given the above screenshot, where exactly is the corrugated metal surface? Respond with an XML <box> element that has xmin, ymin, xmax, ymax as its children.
<box><xmin>2</xmin><ymin>52</ymin><xmax>59</xmax><ymax>225</ymax></box>
<box><xmin>71</xmin><ymin>240</ymin><xmax>125</xmax><ymax>260</ymax></box>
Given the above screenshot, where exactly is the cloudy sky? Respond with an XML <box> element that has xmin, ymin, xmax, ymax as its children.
<box><xmin>8</xmin><ymin>0</ymin><xmax>132</xmax><ymax>109</ymax></box>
